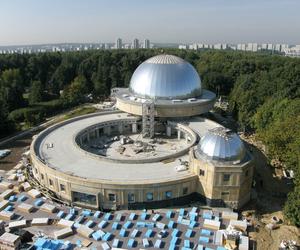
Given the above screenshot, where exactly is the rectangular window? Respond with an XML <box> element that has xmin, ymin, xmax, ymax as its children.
<box><xmin>165</xmin><ymin>191</ymin><xmax>172</xmax><ymax>199</ymax></box>
<box><xmin>199</xmin><ymin>169</ymin><xmax>205</xmax><ymax>176</ymax></box>
<box><xmin>108</xmin><ymin>193</ymin><xmax>116</xmax><ymax>202</ymax></box>
<box><xmin>41</xmin><ymin>174</ymin><xmax>44</xmax><ymax>180</ymax></box>
<box><xmin>72</xmin><ymin>191</ymin><xmax>97</xmax><ymax>205</ymax></box>
<box><xmin>223</xmin><ymin>174</ymin><xmax>231</xmax><ymax>182</ymax></box>
<box><xmin>183</xmin><ymin>187</ymin><xmax>188</xmax><ymax>195</ymax></box>
<box><xmin>60</xmin><ymin>184</ymin><xmax>66</xmax><ymax>192</ymax></box>
<box><xmin>128</xmin><ymin>193</ymin><xmax>135</xmax><ymax>203</ymax></box>
<box><xmin>49</xmin><ymin>179</ymin><xmax>53</xmax><ymax>186</ymax></box>
<box><xmin>146</xmin><ymin>192</ymin><xmax>153</xmax><ymax>201</ymax></box>
<box><xmin>221</xmin><ymin>191</ymin><xmax>230</xmax><ymax>196</ymax></box>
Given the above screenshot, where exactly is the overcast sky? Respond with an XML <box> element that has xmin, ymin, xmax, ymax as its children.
<box><xmin>0</xmin><ymin>0</ymin><xmax>299</xmax><ymax>46</ymax></box>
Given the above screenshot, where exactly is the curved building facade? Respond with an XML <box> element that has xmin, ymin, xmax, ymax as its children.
<box><xmin>114</xmin><ymin>54</ymin><xmax>216</xmax><ymax>117</ymax></box>
<box><xmin>30</xmin><ymin>54</ymin><xmax>253</xmax><ymax>210</ymax></box>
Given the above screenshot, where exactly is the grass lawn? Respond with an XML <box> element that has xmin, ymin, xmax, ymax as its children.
<box><xmin>63</xmin><ymin>106</ymin><xmax>98</xmax><ymax>119</ymax></box>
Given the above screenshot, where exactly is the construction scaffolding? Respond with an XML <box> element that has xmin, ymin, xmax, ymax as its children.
<box><xmin>142</xmin><ymin>101</ymin><xmax>155</xmax><ymax>138</ymax></box>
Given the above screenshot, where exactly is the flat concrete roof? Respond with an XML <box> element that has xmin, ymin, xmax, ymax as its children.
<box><xmin>35</xmin><ymin>112</ymin><xmax>220</xmax><ymax>184</ymax></box>
<box><xmin>0</xmin><ymin>232</ymin><xmax>20</xmax><ymax>243</ymax></box>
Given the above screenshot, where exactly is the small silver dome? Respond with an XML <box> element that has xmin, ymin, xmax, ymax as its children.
<box><xmin>129</xmin><ymin>54</ymin><xmax>202</xmax><ymax>100</ymax></box>
<box><xmin>198</xmin><ymin>127</ymin><xmax>246</xmax><ymax>162</ymax></box>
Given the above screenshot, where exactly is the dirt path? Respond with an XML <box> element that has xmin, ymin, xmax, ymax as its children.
<box><xmin>0</xmin><ymin>132</ymin><xmax>34</xmax><ymax>171</ymax></box>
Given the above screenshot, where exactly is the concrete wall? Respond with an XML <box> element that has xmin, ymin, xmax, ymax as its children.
<box><xmin>31</xmin><ymin>147</ymin><xmax>198</xmax><ymax>210</ymax></box>
<box><xmin>189</xmin><ymin>149</ymin><xmax>253</xmax><ymax>209</ymax></box>
<box><xmin>31</xmin><ymin>144</ymin><xmax>252</xmax><ymax>210</ymax></box>
<box><xmin>31</xmin><ymin>157</ymin><xmax>198</xmax><ymax>210</ymax></box>
<box><xmin>116</xmin><ymin>97</ymin><xmax>215</xmax><ymax>117</ymax></box>
<box><xmin>74</xmin><ymin>119</ymin><xmax>197</xmax><ymax>164</ymax></box>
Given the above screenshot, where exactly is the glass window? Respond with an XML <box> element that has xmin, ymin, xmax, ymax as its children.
<box><xmin>199</xmin><ymin>169</ymin><xmax>205</xmax><ymax>176</ymax></box>
<box><xmin>60</xmin><ymin>184</ymin><xmax>66</xmax><ymax>192</ymax></box>
<box><xmin>72</xmin><ymin>191</ymin><xmax>97</xmax><ymax>205</ymax></box>
<box><xmin>183</xmin><ymin>187</ymin><xmax>188</xmax><ymax>195</ymax></box>
<box><xmin>128</xmin><ymin>193</ymin><xmax>135</xmax><ymax>203</ymax></box>
<box><xmin>223</xmin><ymin>174</ymin><xmax>231</xmax><ymax>182</ymax></box>
<box><xmin>41</xmin><ymin>174</ymin><xmax>44</xmax><ymax>180</ymax></box>
<box><xmin>165</xmin><ymin>191</ymin><xmax>172</xmax><ymax>199</ymax></box>
<box><xmin>108</xmin><ymin>193</ymin><xmax>116</xmax><ymax>202</ymax></box>
<box><xmin>49</xmin><ymin>179</ymin><xmax>53</xmax><ymax>186</ymax></box>
<box><xmin>146</xmin><ymin>192</ymin><xmax>153</xmax><ymax>201</ymax></box>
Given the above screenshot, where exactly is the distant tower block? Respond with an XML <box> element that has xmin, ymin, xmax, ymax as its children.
<box><xmin>142</xmin><ymin>101</ymin><xmax>155</xmax><ymax>138</ymax></box>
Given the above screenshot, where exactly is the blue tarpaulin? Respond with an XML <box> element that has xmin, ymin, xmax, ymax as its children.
<box><xmin>98</xmin><ymin>220</ymin><xmax>108</xmax><ymax>229</ymax></box>
<box><xmin>123</xmin><ymin>221</ymin><xmax>133</xmax><ymax>229</ymax></box>
<box><xmin>141</xmin><ymin>212</ymin><xmax>149</xmax><ymax>220</ymax></box>
<box><xmin>201</xmin><ymin>229</ymin><xmax>211</xmax><ymax>236</ymax></box>
<box><xmin>112</xmin><ymin>222</ymin><xmax>120</xmax><ymax>230</ymax></box>
<box><xmin>119</xmin><ymin>228</ymin><xmax>127</xmax><ymax>237</ymax></box>
<box><xmin>104</xmin><ymin>213</ymin><xmax>112</xmax><ymax>220</ymax></box>
<box><xmin>127</xmin><ymin>239</ymin><xmax>135</xmax><ymax>248</ymax></box>
<box><xmin>18</xmin><ymin>195</ymin><xmax>27</xmax><ymax>202</ymax></box>
<box><xmin>57</xmin><ymin>211</ymin><xmax>65</xmax><ymax>218</ymax></box>
<box><xmin>129</xmin><ymin>212</ymin><xmax>136</xmax><ymax>220</ymax></box>
<box><xmin>34</xmin><ymin>199</ymin><xmax>44</xmax><ymax>206</ymax></box>
<box><xmin>199</xmin><ymin>236</ymin><xmax>209</xmax><ymax>243</ymax></box>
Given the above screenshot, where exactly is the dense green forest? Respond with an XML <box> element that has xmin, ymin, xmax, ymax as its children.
<box><xmin>0</xmin><ymin>49</ymin><xmax>299</xmax><ymax>225</ymax></box>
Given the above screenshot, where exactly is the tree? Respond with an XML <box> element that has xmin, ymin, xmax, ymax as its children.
<box><xmin>284</xmin><ymin>186</ymin><xmax>300</xmax><ymax>227</ymax></box>
<box><xmin>0</xmin><ymin>69</ymin><xmax>25</xmax><ymax>111</ymax></box>
<box><xmin>0</xmin><ymin>95</ymin><xmax>13</xmax><ymax>137</ymax></box>
<box><xmin>109</xmin><ymin>65</ymin><xmax>121</xmax><ymax>89</ymax></box>
<box><xmin>29</xmin><ymin>80</ymin><xmax>44</xmax><ymax>104</ymax></box>
<box><xmin>49</xmin><ymin>59</ymin><xmax>77</xmax><ymax>95</ymax></box>
<box><xmin>62</xmin><ymin>76</ymin><xmax>88</xmax><ymax>106</ymax></box>
<box><xmin>92</xmin><ymin>53</ymin><xmax>112</xmax><ymax>98</ymax></box>
<box><xmin>262</xmin><ymin>115</ymin><xmax>300</xmax><ymax>171</ymax></box>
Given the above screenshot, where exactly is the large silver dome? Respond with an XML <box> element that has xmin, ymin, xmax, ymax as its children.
<box><xmin>129</xmin><ymin>54</ymin><xmax>202</xmax><ymax>100</ymax></box>
<box><xmin>198</xmin><ymin>127</ymin><xmax>246</xmax><ymax>162</ymax></box>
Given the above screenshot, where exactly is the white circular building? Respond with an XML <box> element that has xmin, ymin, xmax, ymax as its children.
<box><xmin>30</xmin><ymin>54</ymin><xmax>253</xmax><ymax>210</ymax></box>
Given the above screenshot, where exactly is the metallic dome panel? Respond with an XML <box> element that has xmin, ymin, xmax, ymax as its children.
<box><xmin>198</xmin><ymin>127</ymin><xmax>246</xmax><ymax>162</ymax></box>
<box><xmin>145</xmin><ymin>54</ymin><xmax>185</xmax><ymax>64</ymax></box>
<box><xmin>129</xmin><ymin>54</ymin><xmax>202</xmax><ymax>100</ymax></box>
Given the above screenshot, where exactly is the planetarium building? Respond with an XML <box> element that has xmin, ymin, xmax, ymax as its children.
<box><xmin>30</xmin><ymin>54</ymin><xmax>253</xmax><ymax>210</ymax></box>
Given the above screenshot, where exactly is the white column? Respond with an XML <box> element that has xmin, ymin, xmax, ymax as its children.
<box><xmin>132</xmin><ymin>123</ymin><xmax>137</xmax><ymax>133</ymax></box>
<box><xmin>177</xmin><ymin>130</ymin><xmax>181</xmax><ymax>140</ymax></box>
<box><xmin>118</xmin><ymin>123</ymin><xmax>123</xmax><ymax>134</ymax></box>
<box><xmin>166</xmin><ymin>126</ymin><xmax>172</xmax><ymax>137</ymax></box>
<box><xmin>104</xmin><ymin>126</ymin><xmax>111</xmax><ymax>135</ymax></box>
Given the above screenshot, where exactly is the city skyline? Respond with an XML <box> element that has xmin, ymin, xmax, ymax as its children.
<box><xmin>1</xmin><ymin>0</ymin><xmax>300</xmax><ymax>46</ymax></box>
